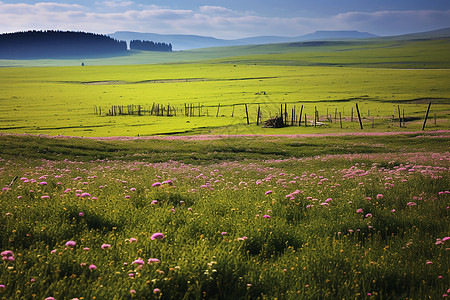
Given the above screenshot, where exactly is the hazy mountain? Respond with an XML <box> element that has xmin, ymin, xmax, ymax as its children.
<box><xmin>109</xmin><ymin>30</ymin><xmax>379</xmax><ymax>50</ymax></box>
<box><xmin>376</xmin><ymin>27</ymin><xmax>450</xmax><ymax>40</ymax></box>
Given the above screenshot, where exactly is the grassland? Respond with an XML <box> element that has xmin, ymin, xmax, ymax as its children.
<box><xmin>0</xmin><ymin>133</ymin><xmax>449</xmax><ymax>299</ymax></box>
<box><xmin>0</xmin><ymin>34</ymin><xmax>449</xmax><ymax>299</ymax></box>
<box><xmin>0</xmin><ymin>39</ymin><xmax>449</xmax><ymax>137</ymax></box>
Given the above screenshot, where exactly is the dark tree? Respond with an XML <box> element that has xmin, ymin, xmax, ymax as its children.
<box><xmin>130</xmin><ymin>40</ymin><xmax>172</xmax><ymax>52</ymax></box>
<box><xmin>0</xmin><ymin>30</ymin><xmax>128</xmax><ymax>59</ymax></box>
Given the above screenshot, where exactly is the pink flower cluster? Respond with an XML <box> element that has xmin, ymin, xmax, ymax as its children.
<box><xmin>1</xmin><ymin>250</ymin><xmax>14</xmax><ymax>262</ymax></box>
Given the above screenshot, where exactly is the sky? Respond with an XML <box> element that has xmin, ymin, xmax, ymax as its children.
<box><xmin>1</xmin><ymin>0</ymin><xmax>450</xmax><ymax>39</ymax></box>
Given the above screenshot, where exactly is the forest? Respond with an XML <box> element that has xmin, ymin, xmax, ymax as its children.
<box><xmin>0</xmin><ymin>31</ymin><xmax>128</xmax><ymax>58</ymax></box>
<box><xmin>130</xmin><ymin>40</ymin><xmax>172</xmax><ymax>52</ymax></box>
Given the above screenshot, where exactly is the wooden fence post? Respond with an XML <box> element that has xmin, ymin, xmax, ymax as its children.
<box><xmin>356</xmin><ymin>103</ymin><xmax>363</xmax><ymax>129</ymax></box>
<box><xmin>340</xmin><ymin>112</ymin><xmax>342</xmax><ymax>129</ymax></box>
<box><xmin>245</xmin><ymin>104</ymin><xmax>250</xmax><ymax>125</ymax></box>
<box><xmin>398</xmin><ymin>105</ymin><xmax>402</xmax><ymax>128</ymax></box>
<box><xmin>299</xmin><ymin>105</ymin><xmax>303</xmax><ymax>126</ymax></box>
<box><xmin>284</xmin><ymin>103</ymin><xmax>288</xmax><ymax>126</ymax></box>
<box><xmin>257</xmin><ymin>105</ymin><xmax>261</xmax><ymax>126</ymax></box>
<box><xmin>280</xmin><ymin>104</ymin><xmax>283</xmax><ymax>125</ymax></box>
<box><xmin>314</xmin><ymin>106</ymin><xmax>317</xmax><ymax>127</ymax></box>
<box><xmin>422</xmin><ymin>102</ymin><xmax>432</xmax><ymax>130</ymax></box>
<box><xmin>216</xmin><ymin>103</ymin><xmax>221</xmax><ymax>117</ymax></box>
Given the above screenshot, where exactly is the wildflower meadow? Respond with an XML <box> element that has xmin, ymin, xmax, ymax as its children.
<box><xmin>0</xmin><ymin>132</ymin><xmax>449</xmax><ymax>299</ymax></box>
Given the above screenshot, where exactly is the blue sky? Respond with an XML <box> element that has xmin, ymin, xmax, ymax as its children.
<box><xmin>1</xmin><ymin>0</ymin><xmax>450</xmax><ymax>38</ymax></box>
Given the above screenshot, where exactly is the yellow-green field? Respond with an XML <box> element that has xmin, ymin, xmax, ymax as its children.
<box><xmin>0</xmin><ymin>39</ymin><xmax>449</xmax><ymax>136</ymax></box>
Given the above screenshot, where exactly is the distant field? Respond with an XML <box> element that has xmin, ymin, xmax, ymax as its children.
<box><xmin>0</xmin><ymin>37</ymin><xmax>449</xmax><ymax>136</ymax></box>
<box><xmin>1</xmin><ymin>37</ymin><xmax>450</xmax><ymax>68</ymax></box>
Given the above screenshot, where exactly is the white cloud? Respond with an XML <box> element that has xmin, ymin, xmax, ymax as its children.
<box><xmin>0</xmin><ymin>2</ymin><xmax>449</xmax><ymax>38</ymax></box>
<box><xmin>198</xmin><ymin>6</ymin><xmax>241</xmax><ymax>17</ymax></box>
<box><xmin>329</xmin><ymin>10</ymin><xmax>450</xmax><ymax>35</ymax></box>
<box><xmin>95</xmin><ymin>1</ymin><xmax>134</xmax><ymax>8</ymax></box>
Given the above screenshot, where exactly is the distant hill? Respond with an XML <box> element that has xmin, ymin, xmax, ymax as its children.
<box><xmin>0</xmin><ymin>30</ymin><xmax>128</xmax><ymax>59</ymax></box>
<box><xmin>109</xmin><ymin>30</ymin><xmax>379</xmax><ymax>50</ymax></box>
<box><xmin>376</xmin><ymin>27</ymin><xmax>450</xmax><ymax>40</ymax></box>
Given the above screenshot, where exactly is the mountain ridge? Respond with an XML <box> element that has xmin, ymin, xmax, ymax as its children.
<box><xmin>109</xmin><ymin>30</ymin><xmax>378</xmax><ymax>50</ymax></box>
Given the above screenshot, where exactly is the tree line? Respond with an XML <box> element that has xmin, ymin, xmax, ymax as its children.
<box><xmin>0</xmin><ymin>30</ymin><xmax>172</xmax><ymax>59</ymax></box>
<box><xmin>129</xmin><ymin>40</ymin><xmax>172</xmax><ymax>52</ymax></box>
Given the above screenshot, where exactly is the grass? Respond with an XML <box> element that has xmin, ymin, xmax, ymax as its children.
<box><xmin>0</xmin><ymin>32</ymin><xmax>449</xmax><ymax>299</ymax></box>
<box><xmin>0</xmin><ymin>37</ymin><xmax>449</xmax><ymax>137</ymax></box>
<box><xmin>0</xmin><ymin>63</ymin><xmax>448</xmax><ymax>136</ymax></box>
<box><xmin>0</xmin><ymin>133</ymin><xmax>449</xmax><ymax>299</ymax></box>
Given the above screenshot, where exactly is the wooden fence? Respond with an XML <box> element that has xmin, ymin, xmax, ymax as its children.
<box><xmin>94</xmin><ymin>102</ymin><xmax>434</xmax><ymax>129</ymax></box>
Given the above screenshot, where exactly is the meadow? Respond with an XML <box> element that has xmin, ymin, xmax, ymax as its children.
<box><xmin>0</xmin><ymin>132</ymin><xmax>449</xmax><ymax>299</ymax></box>
<box><xmin>0</xmin><ymin>34</ymin><xmax>449</xmax><ymax>299</ymax></box>
<box><xmin>0</xmin><ymin>37</ymin><xmax>449</xmax><ymax>137</ymax></box>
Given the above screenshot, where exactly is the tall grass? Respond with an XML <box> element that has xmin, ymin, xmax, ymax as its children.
<box><xmin>0</xmin><ymin>134</ymin><xmax>448</xmax><ymax>299</ymax></box>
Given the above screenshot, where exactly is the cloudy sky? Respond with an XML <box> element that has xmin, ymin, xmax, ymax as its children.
<box><xmin>1</xmin><ymin>0</ymin><xmax>450</xmax><ymax>39</ymax></box>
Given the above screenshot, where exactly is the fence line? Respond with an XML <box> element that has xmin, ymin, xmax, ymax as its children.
<box><xmin>94</xmin><ymin>102</ymin><xmax>432</xmax><ymax>130</ymax></box>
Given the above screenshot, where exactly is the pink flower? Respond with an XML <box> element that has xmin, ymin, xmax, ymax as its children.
<box><xmin>152</xmin><ymin>182</ymin><xmax>162</xmax><ymax>187</ymax></box>
<box><xmin>130</xmin><ymin>188</ymin><xmax>136</xmax><ymax>191</ymax></box>
<box><xmin>356</xmin><ymin>208</ymin><xmax>363</xmax><ymax>213</ymax></box>
<box><xmin>89</xmin><ymin>264</ymin><xmax>97</xmax><ymax>270</ymax></box>
<box><xmin>365</xmin><ymin>213</ymin><xmax>373</xmax><ymax>218</ymax></box>
<box><xmin>265</xmin><ymin>190</ymin><xmax>273</xmax><ymax>195</ymax></box>
<box><xmin>65</xmin><ymin>241</ymin><xmax>76</xmax><ymax>248</ymax></box>
<box><xmin>153</xmin><ymin>288</ymin><xmax>161</xmax><ymax>294</ymax></box>
<box><xmin>39</xmin><ymin>181</ymin><xmax>48</xmax><ymax>185</ymax></box>
<box><xmin>148</xmin><ymin>258</ymin><xmax>161</xmax><ymax>264</ymax></box>
<box><xmin>132</xmin><ymin>259</ymin><xmax>145</xmax><ymax>265</ymax></box>
<box><xmin>221</xmin><ymin>232</ymin><xmax>227</xmax><ymax>235</ymax></box>
<box><xmin>101</xmin><ymin>244</ymin><xmax>111</xmax><ymax>249</ymax></box>
<box><xmin>442</xmin><ymin>237</ymin><xmax>450</xmax><ymax>242</ymax></box>
<box><xmin>263</xmin><ymin>215</ymin><xmax>271</xmax><ymax>218</ymax></box>
<box><xmin>376</xmin><ymin>194</ymin><xmax>383</xmax><ymax>199</ymax></box>
<box><xmin>1</xmin><ymin>250</ymin><xmax>13</xmax><ymax>257</ymax></box>
<box><xmin>151</xmin><ymin>233</ymin><xmax>164</xmax><ymax>240</ymax></box>
<box><xmin>80</xmin><ymin>193</ymin><xmax>91</xmax><ymax>197</ymax></box>
<box><xmin>407</xmin><ymin>202</ymin><xmax>417</xmax><ymax>206</ymax></box>
<box><xmin>41</xmin><ymin>195</ymin><xmax>50</xmax><ymax>199</ymax></box>
<box><xmin>129</xmin><ymin>238</ymin><xmax>138</xmax><ymax>243</ymax></box>
<box><xmin>151</xmin><ymin>200</ymin><xmax>158</xmax><ymax>205</ymax></box>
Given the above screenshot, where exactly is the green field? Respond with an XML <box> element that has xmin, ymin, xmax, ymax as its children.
<box><xmin>0</xmin><ymin>133</ymin><xmax>449</xmax><ymax>299</ymax></box>
<box><xmin>0</xmin><ymin>37</ymin><xmax>449</xmax><ymax>137</ymax></box>
<box><xmin>0</xmin><ymin>35</ymin><xmax>449</xmax><ymax>299</ymax></box>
